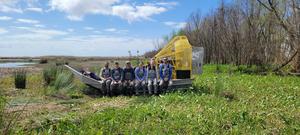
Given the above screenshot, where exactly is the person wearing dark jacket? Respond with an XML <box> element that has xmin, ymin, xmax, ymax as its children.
<box><xmin>110</xmin><ymin>62</ymin><xmax>123</xmax><ymax>95</ymax></box>
<box><xmin>122</xmin><ymin>61</ymin><xmax>135</xmax><ymax>95</ymax></box>
<box><xmin>80</xmin><ymin>67</ymin><xmax>101</xmax><ymax>81</ymax></box>
<box><xmin>100</xmin><ymin>62</ymin><xmax>112</xmax><ymax>95</ymax></box>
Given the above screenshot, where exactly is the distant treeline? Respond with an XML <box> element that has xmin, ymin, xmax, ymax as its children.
<box><xmin>149</xmin><ymin>0</ymin><xmax>300</xmax><ymax>72</ymax></box>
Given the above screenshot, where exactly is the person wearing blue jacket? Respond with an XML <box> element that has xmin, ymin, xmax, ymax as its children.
<box><xmin>110</xmin><ymin>62</ymin><xmax>123</xmax><ymax>95</ymax></box>
<box><xmin>134</xmin><ymin>62</ymin><xmax>147</xmax><ymax>95</ymax></box>
<box><xmin>146</xmin><ymin>58</ymin><xmax>158</xmax><ymax>94</ymax></box>
<box><xmin>159</xmin><ymin>58</ymin><xmax>173</xmax><ymax>88</ymax></box>
<box><xmin>123</xmin><ymin>61</ymin><xmax>135</xmax><ymax>95</ymax></box>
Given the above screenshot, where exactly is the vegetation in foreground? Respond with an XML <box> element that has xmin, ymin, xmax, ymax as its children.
<box><xmin>0</xmin><ymin>65</ymin><xmax>299</xmax><ymax>134</ymax></box>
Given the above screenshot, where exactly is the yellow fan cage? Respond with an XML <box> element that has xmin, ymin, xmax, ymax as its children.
<box><xmin>154</xmin><ymin>36</ymin><xmax>192</xmax><ymax>79</ymax></box>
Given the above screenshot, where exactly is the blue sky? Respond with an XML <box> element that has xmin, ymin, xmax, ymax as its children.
<box><xmin>0</xmin><ymin>0</ymin><xmax>223</xmax><ymax>57</ymax></box>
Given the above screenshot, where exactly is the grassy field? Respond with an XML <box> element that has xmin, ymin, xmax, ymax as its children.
<box><xmin>0</xmin><ymin>64</ymin><xmax>299</xmax><ymax>134</ymax></box>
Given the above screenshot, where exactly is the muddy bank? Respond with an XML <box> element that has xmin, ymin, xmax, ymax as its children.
<box><xmin>0</xmin><ymin>67</ymin><xmax>42</xmax><ymax>78</ymax></box>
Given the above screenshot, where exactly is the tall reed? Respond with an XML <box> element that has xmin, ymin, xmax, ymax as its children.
<box><xmin>14</xmin><ymin>70</ymin><xmax>27</xmax><ymax>89</ymax></box>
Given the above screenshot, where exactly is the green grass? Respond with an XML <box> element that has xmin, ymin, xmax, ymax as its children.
<box><xmin>1</xmin><ymin>65</ymin><xmax>300</xmax><ymax>134</ymax></box>
<box><xmin>0</xmin><ymin>88</ymin><xmax>5</xmax><ymax>129</ymax></box>
<box><xmin>14</xmin><ymin>70</ymin><xmax>27</xmax><ymax>89</ymax></box>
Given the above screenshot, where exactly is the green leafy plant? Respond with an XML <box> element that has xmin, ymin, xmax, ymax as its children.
<box><xmin>43</xmin><ymin>66</ymin><xmax>63</xmax><ymax>86</ymax></box>
<box><xmin>39</xmin><ymin>58</ymin><xmax>48</xmax><ymax>64</ymax></box>
<box><xmin>14</xmin><ymin>70</ymin><xmax>27</xmax><ymax>89</ymax></box>
<box><xmin>53</xmin><ymin>72</ymin><xmax>75</xmax><ymax>93</ymax></box>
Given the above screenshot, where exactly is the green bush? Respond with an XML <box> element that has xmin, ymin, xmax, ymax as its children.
<box><xmin>235</xmin><ymin>65</ymin><xmax>272</xmax><ymax>74</ymax></box>
<box><xmin>39</xmin><ymin>58</ymin><xmax>48</xmax><ymax>64</ymax></box>
<box><xmin>43</xmin><ymin>66</ymin><xmax>76</xmax><ymax>96</ymax></box>
<box><xmin>43</xmin><ymin>66</ymin><xmax>63</xmax><ymax>86</ymax></box>
<box><xmin>14</xmin><ymin>70</ymin><xmax>27</xmax><ymax>89</ymax></box>
<box><xmin>53</xmin><ymin>72</ymin><xmax>74</xmax><ymax>92</ymax></box>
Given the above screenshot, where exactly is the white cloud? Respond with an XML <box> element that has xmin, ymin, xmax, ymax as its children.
<box><xmin>49</xmin><ymin>0</ymin><xmax>175</xmax><ymax>22</ymax></box>
<box><xmin>31</xmin><ymin>29</ymin><xmax>67</xmax><ymax>36</ymax></box>
<box><xmin>17</xmin><ymin>18</ymin><xmax>40</xmax><ymax>24</ymax></box>
<box><xmin>0</xmin><ymin>35</ymin><xmax>154</xmax><ymax>56</ymax></box>
<box><xmin>84</xmin><ymin>27</ymin><xmax>94</xmax><ymax>30</ymax></box>
<box><xmin>112</xmin><ymin>4</ymin><xmax>167</xmax><ymax>22</ymax></box>
<box><xmin>26</xmin><ymin>7</ymin><xmax>43</xmax><ymax>13</ymax></box>
<box><xmin>0</xmin><ymin>28</ymin><xmax>8</xmax><ymax>34</ymax></box>
<box><xmin>0</xmin><ymin>0</ymin><xmax>23</xmax><ymax>13</ymax></box>
<box><xmin>104</xmin><ymin>28</ymin><xmax>128</xmax><ymax>34</ymax></box>
<box><xmin>67</xmin><ymin>28</ymin><xmax>74</xmax><ymax>32</ymax></box>
<box><xmin>34</xmin><ymin>24</ymin><xmax>45</xmax><ymax>28</ymax></box>
<box><xmin>14</xmin><ymin>26</ymin><xmax>32</xmax><ymax>30</ymax></box>
<box><xmin>13</xmin><ymin>27</ymin><xmax>68</xmax><ymax>39</ymax></box>
<box><xmin>155</xmin><ymin>2</ymin><xmax>178</xmax><ymax>7</ymax></box>
<box><xmin>164</xmin><ymin>21</ymin><xmax>187</xmax><ymax>29</ymax></box>
<box><xmin>105</xmin><ymin>28</ymin><xmax>117</xmax><ymax>32</ymax></box>
<box><xmin>49</xmin><ymin>0</ymin><xmax>120</xmax><ymax>21</ymax></box>
<box><xmin>0</xmin><ymin>16</ymin><xmax>13</xmax><ymax>21</ymax></box>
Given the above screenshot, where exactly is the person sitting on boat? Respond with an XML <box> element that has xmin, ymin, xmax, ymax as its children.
<box><xmin>80</xmin><ymin>67</ymin><xmax>101</xmax><ymax>81</ymax></box>
<box><xmin>159</xmin><ymin>58</ymin><xmax>173</xmax><ymax>88</ymax></box>
<box><xmin>134</xmin><ymin>62</ymin><xmax>147</xmax><ymax>95</ymax></box>
<box><xmin>100</xmin><ymin>62</ymin><xmax>112</xmax><ymax>95</ymax></box>
<box><xmin>122</xmin><ymin>61</ymin><xmax>135</xmax><ymax>95</ymax></box>
<box><xmin>146</xmin><ymin>58</ymin><xmax>158</xmax><ymax>94</ymax></box>
<box><xmin>110</xmin><ymin>62</ymin><xmax>123</xmax><ymax>95</ymax></box>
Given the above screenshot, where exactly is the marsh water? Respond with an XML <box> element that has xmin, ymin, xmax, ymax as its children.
<box><xmin>0</xmin><ymin>62</ymin><xmax>36</xmax><ymax>68</ymax></box>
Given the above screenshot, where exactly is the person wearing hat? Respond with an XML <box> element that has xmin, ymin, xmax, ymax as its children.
<box><xmin>122</xmin><ymin>61</ymin><xmax>135</xmax><ymax>95</ymax></box>
<box><xmin>110</xmin><ymin>62</ymin><xmax>123</xmax><ymax>96</ymax></box>
<box><xmin>100</xmin><ymin>62</ymin><xmax>112</xmax><ymax>95</ymax></box>
<box><xmin>134</xmin><ymin>62</ymin><xmax>147</xmax><ymax>95</ymax></box>
<box><xmin>159</xmin><ymin>58</ymin><xmax>173</xmax><ymax>88</ymax></box>
<box><xmin>146</xmin><ymin>58</ymin><xmax>158</xmax><ymax>94</ymax></box>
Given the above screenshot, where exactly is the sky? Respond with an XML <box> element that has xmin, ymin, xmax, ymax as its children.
<box><xmin>0</xmin><ymin>0</ymin><xmax>223</xmax><ymax>57</ymax></box>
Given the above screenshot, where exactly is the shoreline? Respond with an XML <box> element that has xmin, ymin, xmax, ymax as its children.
<box><xmin>0</xmin><ymin>67</ymin><xmax>42</xmax><ymax>78</ymax></box>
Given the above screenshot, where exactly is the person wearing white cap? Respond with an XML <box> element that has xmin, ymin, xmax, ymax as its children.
<box><xmin>146</xmin><ymin>58</ymin><xmax>158</xmax><ymax>94</ymax></box>
<box><xmin>159</xmin><ymin>58</ymin><xmax>173</xmax><ymax>88</ymax></box>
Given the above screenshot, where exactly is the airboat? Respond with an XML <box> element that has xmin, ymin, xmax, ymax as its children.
<box><xmin>65</xmin><ymin>36</ymin><xmax>204</xmax><ymax>92</ymax></box>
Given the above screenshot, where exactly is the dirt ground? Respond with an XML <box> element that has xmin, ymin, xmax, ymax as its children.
<box><xmin>0</xmin><ymin>67</ymin><xmax>42</xmax><ymax>78</ymax></box>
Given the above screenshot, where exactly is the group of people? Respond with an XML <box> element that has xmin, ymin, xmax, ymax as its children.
<box><xmin>84</xmin><ymin>58</ymin><xmax>173</xmax><ymax>96</ymax></box>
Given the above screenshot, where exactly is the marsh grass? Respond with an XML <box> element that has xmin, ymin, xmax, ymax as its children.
<box><xmin>42</xmin><ymin>66</ymin><xmax>76</xmax><ymax>97</ymax></box>
<box><xmin>21</xmin><ymin>65</ymin><xmax>298</xmax><ymax>134</ymax></box>
<box><xmin>2</xmin><ymin>64</ymin><xmax>300</xmax><ymax>134</ymax></box>
<box><xmin>14</xmin><ymin>70</ymin><xmax>27</xmax><ymax>89</ymax></box>
<box><xmin>214</xmin><ymin>73</ymin><xmax>224</xmax><ymax>96</ymax></box>
<box><xmin>43</xmin><ymin>66</ymin><xmax>63</xmax><ymax>86</ymax></box>
<box><xmin>53</xmin><ymin>72</ymin><xmax>74</xmax><ymax>91</ymax></box>
<box><xmin>0</xmin><ymin>89</ymin><xmax>5</xmax><ymax>130</ymax></box>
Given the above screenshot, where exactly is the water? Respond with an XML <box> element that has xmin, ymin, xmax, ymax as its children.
<box><xmin>0</xmin><ymin>62</ymin><xmax>36</xmax><ymax>68</ymax></box>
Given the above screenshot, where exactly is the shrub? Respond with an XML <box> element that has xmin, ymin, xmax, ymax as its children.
<box><xmin>43</xmin><ymin>66</ymin><xmax>63</xmax><ymax>86</ymax></box>
<box><xmin>39</xmin><ymin>58</ymin><xmax>48</xmax><ymax>64</ymax></box>
<box><xmin>53</xmin><ymin>72</ymin><xmax>75</xmax><ymax>93</ymax></box>
<box><xmin>55</xmin><ymin>61</ymin><xmax>67</xmax><ymax>66</ymax></box>
<box><xmin>14</xmin><ymin>70</ymin><xmax>27</xmax><ymax>89</ymax></box>
<box><xmin>235</xmin><ymin>65</ymin><xmax>272</xmax><ymax>74</ymax></box>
